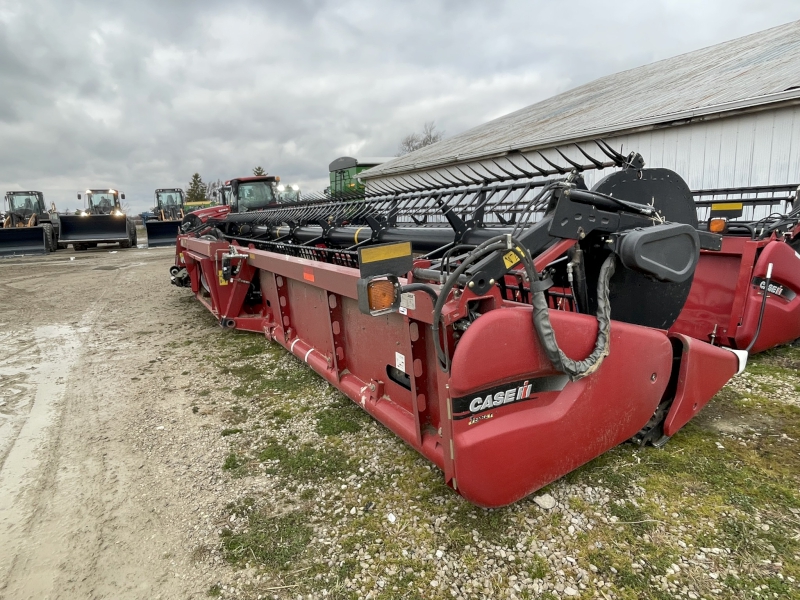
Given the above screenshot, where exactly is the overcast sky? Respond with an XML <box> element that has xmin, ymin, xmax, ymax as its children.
<box><xmin>1</xmin><ymin>1</ymin><xmax>797</xmax><ymax>212</ymax></box>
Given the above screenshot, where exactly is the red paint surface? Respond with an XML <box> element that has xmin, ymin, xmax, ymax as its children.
<box><xmin>450</xmin><ymin>307</ymin><xmax>672</xmax><ymax>506</ymax></box>
<box><xmin>671</xmin><ymin>236</ymin><xmax>800</xmax><ymax>352</ymax></box>
<box><xmin>663</xmin><ymin>334</ymin><xmax>739</xmax><ymax>437</ymax></box>
<box><xmin>178</xmin><ymin>236</ymin><xmax>737</xmax><ymax>507</ymax></box>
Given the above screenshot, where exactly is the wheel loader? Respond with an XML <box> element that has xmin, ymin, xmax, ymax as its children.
<box><xmin>59</xmin><ymin>189</ymin><xmax>137</xmax><ymax>250</ymax></box>
<box><xmin>0</xmin><ymin>191</ymin><xmax>62</xmax><ymax>256</ymax></box>
<box><xmin>144</xmin><ymin>188</ymin><xmax>186</xmax><ymax>247</ymax></box>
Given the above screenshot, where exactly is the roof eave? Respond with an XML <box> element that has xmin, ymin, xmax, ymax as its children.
<box><xmin>361</xmin><ymin>88</ymin><xmax>800</xmax><ymax>179</ymax></box>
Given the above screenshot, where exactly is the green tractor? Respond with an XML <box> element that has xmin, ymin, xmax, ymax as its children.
<box><xmin>0</xmin><ymin>191</ymin><xmax>62</xmax><ymax>256</ymax></box>
<box><xmin>328</xmin><ymin>157</ymin><xmax>392</xmax><ymax>197</ymax></box>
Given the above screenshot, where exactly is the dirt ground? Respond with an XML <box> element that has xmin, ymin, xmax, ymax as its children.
<box><xmin>1</xmin><ymin>245</ymin><xmax>798</xmax><ymax>600</ymax></box>
<box><xmin>0</xmin><ymin>247</ymin><xmax>217</xmax><ymax>599</ymax></box>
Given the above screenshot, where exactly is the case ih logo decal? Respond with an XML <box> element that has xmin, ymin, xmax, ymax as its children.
<box><xmin>451</xmin><ymin>375</ymin><xmax>569</xmax><ymax>420</ymax></box>
<box><xmin>751</xmin><ymin>277</ymin><xmax>796</xmax><ymax>302</ymax></box>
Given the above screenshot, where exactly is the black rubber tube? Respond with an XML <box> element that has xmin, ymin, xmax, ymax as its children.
<box><xmin>431</xmin><ymin>233</ymin><xmax>614</xmax><ymax>379</ymax></box>
<box><xmin>745</xmin><ymin>263</ymin><xmax>773</xmax><ymax>353</ymax></box>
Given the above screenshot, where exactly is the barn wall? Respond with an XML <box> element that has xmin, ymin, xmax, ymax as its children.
<box><xmin>583</xmin><ymin>104</ymin><xmax>800</xmax><ymax>190</ymax></box>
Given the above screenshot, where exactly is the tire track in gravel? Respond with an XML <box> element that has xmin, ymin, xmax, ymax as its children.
<box><xmin>0</xmin><ymin>250</ymin><xmax>201</xmax><ymax>600</ymax></box>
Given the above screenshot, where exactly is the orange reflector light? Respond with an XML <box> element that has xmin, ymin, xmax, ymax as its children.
<box><xmin>709</xmin><ymin>218</ymin><xmax>726</xmax><ymax>233</ymax></box>
<box><xmin>367</xmin><ymin>279</ymin><xmax>397</xmax><ymax>312</ymax></box>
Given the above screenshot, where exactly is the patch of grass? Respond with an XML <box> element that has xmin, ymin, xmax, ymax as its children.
<box><xmin>257</xmin><ymin>437</ymin><xmax>352</xmax><ymax>482</ymax></box>
<box><xmin>445</xmin><ymin>504</ymin><xmax>514</xmax><ymax>550</ymax></box>
<box><xmin>269</xmin><ymin>408</ymin><xmax>293</xmax><ymax>424</ymax></box>
<box><xmin>197</xmin><ymin>389</ymin><xmax>210</xmax><ymax>397</ymax></box>
<box><xmin>225</xmin><ymin>359</ymin><xmax>320</xmax><ymax>400</ymax></box>
<box><xmin>526</xmin><ymin>555</ymin><xmax>549</xmax><ymax>580</ymax></box>
<box><xmin>221</xmin><ymin>428</ymin><xmax>242</xmax><ymax>437</ymax></box>
<box><xmin>608</xmin><ymin>501</ymin><xmax>658</xmax><ymax>534</ymax></box>
<box><xmin>206</xmin><ymin>583</ymin><xmax>221</xmax><ymax>597</ymax></box>
<box><xmin>237</xmin><ymin>342</ymin><xmax>265</xmax><ymax>358</ymax></box>
<box><xmin>221</xmin><ymin>508</ymin><xmax>312</xmax><ymax>569</ymax></box>
<box><xmin>222</xmin><ymin>452</ymin><xmax>243</xmax><ymax>471</ymax></box>
<box><xmin>315</xmin><ymin>404</ymin><xmax>365</xmax><ymax>436</ymax></box>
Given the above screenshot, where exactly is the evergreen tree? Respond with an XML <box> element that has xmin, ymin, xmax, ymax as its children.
<box><xmin>186</xmin><ymin>173</ymin><xmax>207</xmax><ymax>203</ymax></box>
<box><xmin>253</xmin><ymin>166</ymin><xmax>266</xmax><ymax>176</ymax></box>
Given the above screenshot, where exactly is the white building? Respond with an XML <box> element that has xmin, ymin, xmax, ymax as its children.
<box><xmin>361</xmin><ymin>20</ymin><xmax>800</xmax><ymax>214</ymax></box>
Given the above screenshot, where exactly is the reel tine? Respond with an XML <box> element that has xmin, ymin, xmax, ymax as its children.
<box><xmin>595</xmin><ymin>139</ymin><xmax>625</xmax><ymax>166</ymax></box>
<box><xmin>556</xmin><ymin>148</ymin><xmax>583</xmax><ymax>172</ymax></box>
<box><xmin>575</xmin><ymin>143</ymin><xmax>605</xmax><ymax>169</ymax></box>
<box><xmin>506</xmin><ymin>153</ymin><xmax>535</xmax><ymax>178</ymax></box>
<box><xmin>537</xmin><ymin>151</ymin><xmax>567</xmax><ymax>175</ymax></box>
<box><xmin>514</xmin><ymin>152</ymin><xmax>549</xmax><ymax>177</ymax></box>
<box><xmin>455</xmin><ymin>166</ymin><xmax>482</xmax><ymax>185</ymax></box>
<box><xmin>465</xmin><ymin>164</ymin><xmax>490</xmax><ymax>183</ymax></box>
<box><xmin>491</xmin><ymin>159</ymin><xmax>522</xmax><ymax>180</ymax></box>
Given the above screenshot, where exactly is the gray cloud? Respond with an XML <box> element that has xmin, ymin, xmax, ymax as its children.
<box><xmin>0</xmin><ymin>0</ymin><xmax>796</xmax><ymax>212</ymax></box>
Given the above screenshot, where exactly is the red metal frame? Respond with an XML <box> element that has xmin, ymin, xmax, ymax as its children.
<box><xmin>670</xmin><ymin>235</ymin><xmax>800</xmax><ymax>352</ymax></box>
<box><xmin>178</xmin><ymin>235</ymin><xmax>740</xmax><ymax>507</ymax></box>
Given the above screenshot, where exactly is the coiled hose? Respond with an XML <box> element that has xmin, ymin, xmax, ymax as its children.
<box><xmin>431</xmin><ymin>234</ymin><xmax>614</xmax><ymax>380</ymax></box>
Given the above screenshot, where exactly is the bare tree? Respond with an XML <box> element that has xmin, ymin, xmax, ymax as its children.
<box><xmin>397</xmin><ymin>121</ymin><xmax>444</xmax><ymax>156</ymax></box>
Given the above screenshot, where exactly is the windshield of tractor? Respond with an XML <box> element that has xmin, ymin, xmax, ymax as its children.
<box><xmin>236</xmin><ymin>181</ymin><xmax>275</xmax><ymax>212</ymax></box>
<box><xmin>156</xmin><ymin>191</ymin><xmax>183</xmax><ymax>209</ymax></box>
<box><xmin>87</xmin><ymin>191</ymin><xmax>119</xmax><ymax>214</ymax></box>
<box><xmin>277</xmin><ymin>185</ymin><xmax>300</xmax><ymax>203</ymax></box>
<box><xmin>6</xmin><ymin>193</ymin><xmax>41</xmax><ymax>216</ymax></box>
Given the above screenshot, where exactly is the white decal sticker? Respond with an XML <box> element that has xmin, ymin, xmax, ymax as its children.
<box><xmin>400</xmin><ymin>293</ymin><xmax>416</xmax><ymax>310</ymax></box>
<box><xmin>395</xmin><ymin>352</ymin><xmax>406</xmax><ymax>373</ymax></box>
<box><xmin>398</xmin><ymin>306</ymin><xmax>408</xmax><ymax>315</ymax></box>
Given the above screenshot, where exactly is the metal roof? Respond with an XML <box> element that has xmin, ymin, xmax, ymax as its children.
<box><xmin>362</xmin><ymin>20</ymin><xmax>800</xmax><ymax>179</ymax></box>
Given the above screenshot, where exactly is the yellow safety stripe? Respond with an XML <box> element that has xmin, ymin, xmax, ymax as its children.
<box><xmin>360</xmin><ymin>242</ymin><xmax>412</xmax><ymax>264</ymax></box>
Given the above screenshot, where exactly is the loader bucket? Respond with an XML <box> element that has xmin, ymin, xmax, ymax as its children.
<box><xmin>0</xmin><ymin>226</ymin><xmax>48</xmax><ymax>257</ymax></box>
<box><xmin>145</xmin><ymin>220</ymin><xmax>180</xmax><ymax>247</ymax></box>
<box><xmin>59</xmin><ymin>215</ymin><xmax>130</xmax><ymax>245</ymax></box>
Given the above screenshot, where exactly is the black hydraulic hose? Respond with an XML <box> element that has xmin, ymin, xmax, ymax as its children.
<box><xmin>531</xmin><ymin>253</ymin><xmax>615</xmax><ymax>379</ymax></box>
<box><xmin>746</xmin><ymin>262</ymin><xmax>773</xmax><ymax>353</ymax></box>
<box><xmin>432</xmin><ymin>235</ymin><xmax>513</xmax><ymax>369</ymax></box>
<box><xmin>431</xmin><ymin>233</ymin><xmax>614</xmax><ymax>379</ymax></box>
<box><xmin>400</xmin><ymin>283</ymin><xmax>439</xmax><ymax>306</ymax></box>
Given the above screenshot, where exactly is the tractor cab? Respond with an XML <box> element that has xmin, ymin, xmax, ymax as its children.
<box><xmin>227</xmin><ymin>176</ymin><xmax>280</xmax><ymax>213</ymax></box>
<box><xmin>3</xmin><ymin>191</ymin><xmax>48</xmax><ymax>227</ymax></box>
<box><xmin>178</xmin><ymin>175</ymin><xmax>282</xmax><ymax>234</ymax></box>
<box><xmin>276</xmin><ymin>183</ymin><xmax>301</xmax><ymax>203</ymax></box>
<box><xmin>154</xmin><ymin>188</ymin><xmax>185</xmax><ymax>221</ymax></box>
<box><xmin>79</xmin><ymin>189</ymin><xmax>125</xmax><ymax>216</ymax></box>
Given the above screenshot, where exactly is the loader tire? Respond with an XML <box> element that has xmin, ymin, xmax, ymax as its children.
<box><xmin>42</xmin><ymin>223</ymin><xmax>55</xmax><ymax>252</ymax></box>
<box><xmin>73</xmin><ymin>243</ymin><xmax>87</xmax><ymax>251</ymax></box>
<box><xmin>120</xmin><ymin>239</ymin><xmax>131</xmax><ymax>249</ymax></box>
